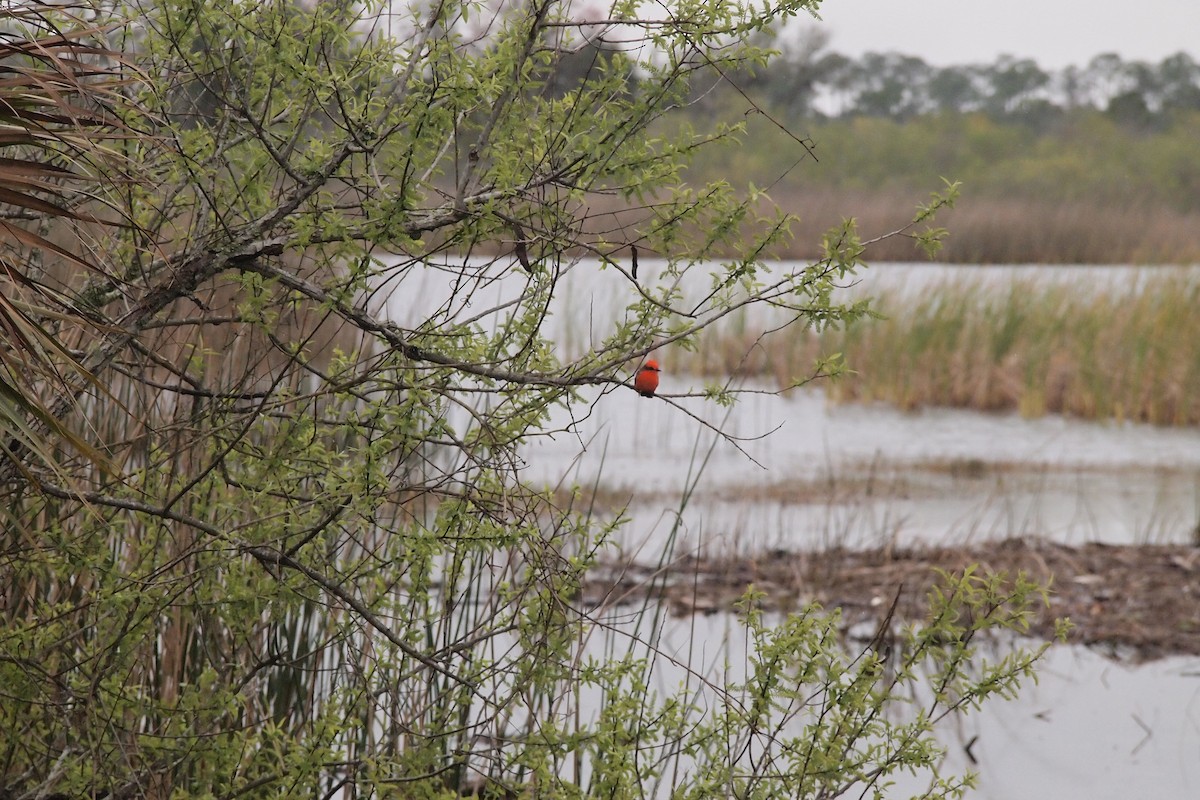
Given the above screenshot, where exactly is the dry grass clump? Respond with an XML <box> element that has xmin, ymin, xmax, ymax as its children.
<box><xmin>574</xmin><ymin>185</ymin><xmax>1200</xmax><ymax>265</ymax></box>
<box><xmin>826</xmin><ymin>271</ymin><xmax>1200</xmax><ymax>424</ymax></box>
<box><xmin>674</xmin><ymin>269</ymin><xmax>1200</xmax><ymax>426</ymax></box>
<box><xmin>934</xmin><ymin>199</ymin><xmax>1200</xmax><ymax>265</ymax></box>
<box><xmin>758</xmin><ymin>187</ymin><xmax>1200</xmax><ymax>264</ymax></box>
<box><xmin>587</xmin><ymin>538</ymin><xmax>1200</xmax><ymax>660</ymax></box>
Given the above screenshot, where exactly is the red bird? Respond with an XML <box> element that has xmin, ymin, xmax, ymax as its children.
<box><xmin>634</xmin><ymin>360</ymin><xmax>660</xmax><ymax>397</ymax></box>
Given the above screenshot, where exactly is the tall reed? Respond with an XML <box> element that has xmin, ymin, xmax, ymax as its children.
<box><xmin>576</xmin><ymin>185</ymin><xmax>1200</xmax><ymax>265</ymax></box>
<box><xmin>676</xmin><ymin>269</ymin><xmax>1200</xmax><ymax>426</ymax></box>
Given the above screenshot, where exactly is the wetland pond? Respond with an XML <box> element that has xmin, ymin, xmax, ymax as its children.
<box><xmin>520</xmin><ymin>262</ymin><xmax>1200</xmax><ymax>799</ymax></box>
<box><xmin>526</xmin><ymin>381</ymin><xmax>1200</xmax><ymax>799</ymax></box>
<box><xmin>405</xmin><ymin>259</ymin><xmax>1200</xmax><ymax>797</ymax></box>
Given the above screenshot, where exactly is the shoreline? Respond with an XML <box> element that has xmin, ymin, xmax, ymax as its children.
<box><xmin>585</xmin><ymin>537</ymin><xmax>1200</xmax><ymax>661</ymax></box>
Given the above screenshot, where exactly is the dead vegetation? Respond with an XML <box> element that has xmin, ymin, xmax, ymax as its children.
<box><xmin>585</xmin><ymin>537</ymin><xmax>1200</xmax><ymax>661</ymax></box>
<box><xmin>764</xmin><ymin>187</ymin><xmax>1200</xmax><ymax>265</ymax></box>
<box><xmin>574</xmin><ymin>185</ymin><xmax>1200</xmax><ymax>265</ymax></box>
<box><xmin>663</xmin><ymin>266</ymin><xmax>1200</xmax><ymax>426</ymax></box>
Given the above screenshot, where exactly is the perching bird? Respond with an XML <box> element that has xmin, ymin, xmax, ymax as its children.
<box><xmin>634</xmin><ymin>360</ymin><xmax>660</xmax><ymax>397</ymax></box>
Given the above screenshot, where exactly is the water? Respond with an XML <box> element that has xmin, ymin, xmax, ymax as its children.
<box><xmin>390</xmin><ymin>257</ymin><xmax>1200</xmax><ymax>799</ymax></box>
<box><xmin>527</xmin><ymin>382</ymin><xmax>1200</xmax><ymax>554</ymax></box>
<box><xmin>583</xmin><ymin>610</ymin><xmax>1200</xmax><ymax>800</ymax></box>
<box><xmin>965</xmin><ymin>646</ymin><xmax>1200</xmax><ymax>799</ymax></box>
<box><xmin>517</xmin><ymin>262</ymin><xmax>1200</xmax><ymax>799</ymax></box>
<box><xmin>394</xmin><ymin>255</ymin><xmax>1200</xmax><ymax>550</ymax></box>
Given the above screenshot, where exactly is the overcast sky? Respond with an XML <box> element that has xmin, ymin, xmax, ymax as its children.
<box><xmin>801</xmin><ymin>0</ymin><xmax>1200</xmax><ymax>68</ymax></box>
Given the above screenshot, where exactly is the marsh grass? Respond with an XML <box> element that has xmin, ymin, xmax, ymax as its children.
<box><xmin>749</xmin><ymin>187</ymin><xmax>1200</xmax><ymax>264</ymax></box>
<box><xmin>573</xmin><ymin>184</ymin><xmax>1200</xmax><ymax>265</ymax></box>
<box><xmin>669</xmin><ymin>105</ymin><xmax>1200</xmax><ymax>265</ymax></box>
<box><xmin>672</xmin><ymin>269</ymin><xmax>1200</xmax><ymax>425</ymax></box>
<box><xmin>832</xmin><ymin>271</ymin><xmax>1200</xmax><ymax>424</ymax></box>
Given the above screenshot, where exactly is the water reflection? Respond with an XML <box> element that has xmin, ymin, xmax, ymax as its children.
<box><xmin>531</xmin><ymin>383</ymin><xmax>1200</xmax><ymax>552</ymax></box>
<box><xmin>528</xmin><ymin>350</ymin><xmax>1200</xmax><ymax>798</ymax></box>
<box><xmin>592</xmin><ymin>609</ymin><xmax>1200</xmax><ymax>800</ymax></box>
<box><xmin>390</xmin><ymin>258</ymin><xmax>1200</xmax><ymax>798</ymax></box>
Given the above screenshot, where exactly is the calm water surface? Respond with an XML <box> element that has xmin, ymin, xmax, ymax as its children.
<box><xmin>400</xmin><ymin>259</ymin><xmax>1200</xmax><ymax>799</ymax></box>
<box><xmin>525</xmin><ymin>264</ymin><xmax>1200</xmax><ymax>800</ymax></box>
<box><xmin>529</xmin><ymin>382</ymin><xmax>1200</xmax><ymax>553</ymax></box>
<box><xmin>582</xmin><ymin>610</ymin><xmax>1200</xmax><ymax>800</ymax></box>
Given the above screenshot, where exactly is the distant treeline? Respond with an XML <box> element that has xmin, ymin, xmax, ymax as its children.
<box><xmin>686</xmin><ymin>107</ymin><xmax>1200</xmax><ymax>263</ymax></box>
<box><xmin>553</xmin><ymin>35</ymin><xmax>1200</xmax><ymax>261</ymax></box>
<box><xmin>679</xmin><ymin>41</ymin><xmax>1200</xmax><ymax>262</ymax></box>
<box><xmin>727</xmin><ymin>37</ymin><xmax>1200</xmax><ymax>128</ymax></box>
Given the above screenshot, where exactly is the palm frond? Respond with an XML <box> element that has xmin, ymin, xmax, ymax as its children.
<box><xmin>0</xmin><ymin>2</ymin><xmax>142</xmax><ymax>480</ymax></box>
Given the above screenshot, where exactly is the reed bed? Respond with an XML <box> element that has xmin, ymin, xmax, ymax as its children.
<box><xmin>675</xmin><ymin>269</ymin><xmax>1200</xmax><ymax>426</ymax></box>
<box><xmin>769</xmin><ymin>188</ymin><xmax>1200</xmax><ymax>265</ymax></box>
<box><xmin>577</xmin><ymin>186</ymin><xmax>1200</xmax><ymax>264</ymax></box>
<box><xmin>589</xmin><ymin>538</ymin><xmax>1200</xmax><ymax>660</ymax></box>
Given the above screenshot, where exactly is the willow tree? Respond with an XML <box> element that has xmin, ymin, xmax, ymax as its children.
<box><xmin>0</xmin><ymin>1</ymin><xmax>1046</xmax><ymax>798</ymax></box>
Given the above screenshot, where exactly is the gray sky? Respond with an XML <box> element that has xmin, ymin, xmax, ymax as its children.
<box><xmin>804</xmin><ymin>0</ymin><xmax>1200</xmax><ymax>68</ymax></box>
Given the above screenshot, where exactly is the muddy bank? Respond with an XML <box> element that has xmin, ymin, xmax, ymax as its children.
<box><xmin>586</xmin><ymin>538</ymin><xmax>1200</xmax><ymax>661</ymax></box>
